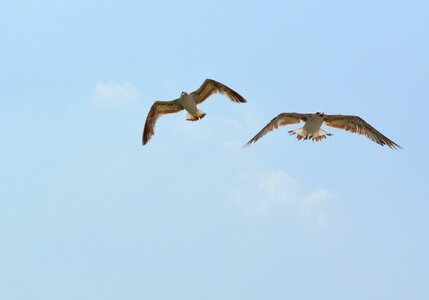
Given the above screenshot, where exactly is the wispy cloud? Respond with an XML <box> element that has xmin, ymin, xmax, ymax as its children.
<box><xmin>231</xmin><ymin>168</ymin><xmax>334</xmax><ymax>218</ymax></box>
<box><xmin>91</xmin><ymin>81</ymin><xmax>138</xmax><ymax>106</ymax></box>
<box><xmin>301</xmin><ymin>188</ymin><xmax>332</xmax><ymax>209</ymax></box>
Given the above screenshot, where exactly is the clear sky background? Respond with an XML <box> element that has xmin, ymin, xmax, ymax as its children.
<box><xmin>1</xmin><ymin>0</ymin><xmax>428</xmax><ymax>299</ymax></box>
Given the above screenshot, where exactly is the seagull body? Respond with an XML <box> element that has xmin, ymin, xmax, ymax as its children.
<box><xmin>292</xmin><ymin>113</ymin><xmax>329</xmax><ymax>141</ymax></box>
<box><xmin>179</xmin><ymin>91</ymin><xmax>206</xmax><ymax>121</ymax></box>
<box><xmin>142</xmin><ymin>79</ymin><xmax>246</xmax><ymax>145</ymax></box>
<box><xmin>245</xmin><ymin>112</ymin><xmax>400</xmax><ymax>149</ymax></box>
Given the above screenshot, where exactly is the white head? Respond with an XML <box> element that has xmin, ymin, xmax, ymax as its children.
<box><xmin>315</xmin><ymin>111</ymin><xmax>325</xmax><ymax>117</ymax></box>
<box><xmin>180</xmin><ymin>91</ymin><xmax>188</xmax><ymax>97</ymax></box>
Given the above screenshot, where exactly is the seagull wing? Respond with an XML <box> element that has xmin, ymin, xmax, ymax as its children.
<box><xmin>323</xmin><ymin>114</ymin><xmax>401</xmax><ymax>149</ymax></box>
<box><xmin>244</xmin><ymin>113</ymin><xmax>309</xmax><ymax>147</ymax></box>
<box><xmin>142</xmin><ymin>99</ymin><xmax>183</xmax><ymax>145</ymax></box>
<box><xmin>190</xmin><ymin>79</ymin><xmax>247</xmax><ymax>104</ymax></box>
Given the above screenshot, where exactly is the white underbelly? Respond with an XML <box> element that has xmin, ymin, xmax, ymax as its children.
<box><xmin>179</xmin><ymin>95</ymin><xmax>198</xmax><ymax>114</ymax></box>
<box><xmin>302</xmin><ymin>118</ymin><xmax>324</xmax><ymax>133</ymax></box>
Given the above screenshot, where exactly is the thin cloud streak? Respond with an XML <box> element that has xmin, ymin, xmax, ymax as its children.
<box><xmin>232</xmin><ymin>168</ymin><xmax>332</xmax><ymax>217</ymax></box>
<box><xmin>91</xmin><ymin>81</ymin><xmax>139</xmax><ymax>106</ymax></box>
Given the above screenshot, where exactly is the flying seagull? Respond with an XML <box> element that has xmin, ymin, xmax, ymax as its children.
<box><xmin>244</xmin><ymin>112</ymin><xmax>401</xmax><ymax>149</ymax></box>
<box><xmin>142</xmin><ymin>79</ymin><xmax>246</xmax><ymax>145</ymax></box>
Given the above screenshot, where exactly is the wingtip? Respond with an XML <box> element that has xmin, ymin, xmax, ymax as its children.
<box><xmin>392</xmin><ymin>144</ymin><xmax>402</xmax><ymax>150</ymax></box>
<box><xmin>242</xmin><ymin>140</ymin><xmax>254</xmax><ymax>149</ymax></box>
<box><xmin>142</xmin><ymin>136</ymin><xmax>148</xmax><ymax>146</ymax></box>
<box><xmin>384</xmin><ymin>139</ymin><xmax>402</xmax><ymax>150</ymax></box>
<box><xmin>380</xmin><ymin>141</ymin><xmax>401</xmax><ymax>150</ymax></box>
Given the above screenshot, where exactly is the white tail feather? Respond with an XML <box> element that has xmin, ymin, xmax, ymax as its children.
<box><xmin>186</xmin><ymin>109</ymin><xmax>206</xmax><ymax>121</ymax></box>
<box><xmin>288</xmin><ymin>128</ymin><xmax>332</xmax><ymax>142</ymax></box>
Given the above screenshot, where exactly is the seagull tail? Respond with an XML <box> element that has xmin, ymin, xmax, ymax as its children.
<box><xmin>186</xmin><ymin>110</ymin><xmax>206</xmax><ymax>122</ymax></box>
<box><xmin>288</xmin><ymin>128</ymin><xmax>333</xmax><ymax>142</ymax></box>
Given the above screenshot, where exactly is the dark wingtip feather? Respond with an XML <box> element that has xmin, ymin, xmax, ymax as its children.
<box><xmin>142</xmin><ymin>130</ymin><xmax>149</xmax><ymax>145</ymax></box>
<box><xmin>387</xmin><ymin>141</ymin><xmax>402</xmax><ymax>150</ymax></box>
<box><xmin>242</xmin><ymin>140</ymin><xmax>254</xmax><ymax>149</ymax></box>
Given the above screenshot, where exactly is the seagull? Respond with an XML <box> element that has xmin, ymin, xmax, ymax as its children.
<box><xmin>142</xmin><ymin>79</ymin><xmax>246</xmax><ymax>145</ymax></box>
<box><xmin>244</xmin><ymin>112</ymin><xmax>401</xmax><ymax>149</ymax></box>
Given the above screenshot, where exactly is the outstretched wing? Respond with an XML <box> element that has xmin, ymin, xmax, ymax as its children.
<box><xmin>323</xmin><ymin>114</ymin><xmax>401</xmax><ymax>149</ymax></box>
<box><xmin>244</xmin><ymin>113</ymin><xmax>309</xmax><ymax>147</ymax></box>
<box><xmin>142</xmin><ymin>99</ymin><xmax>183</xmax><ymax>145</ymax></box>
<box><xmin>190</xmin><ymin>79</ymin><xmax>247</xmax><ymax>104</ymax></box>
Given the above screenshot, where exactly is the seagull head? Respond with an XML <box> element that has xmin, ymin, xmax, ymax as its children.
<box><xmin>180</xmin><ymin>91</ymin><xmax>188</xmax><ymax>97</ymax></box>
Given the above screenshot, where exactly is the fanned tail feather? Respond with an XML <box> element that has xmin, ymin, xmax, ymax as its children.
<box><xmin>186</xmin><ymin>110</ymin><xmax>206</xmax><ymax>121</ymax></box>
<box><xmin>288</xmin><ymin>128</ymin><xmax>333</xmax><ymax>142</ymax></box>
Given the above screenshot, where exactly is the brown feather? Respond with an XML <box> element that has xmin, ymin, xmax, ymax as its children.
<box><xmin>323</xmin><ymin>114</ymin><xmax>401</xmax><ymax>149</ymax></box>
<box><xmin>190</xmin><ymin>79</ymin><xmax>247</xmax><ymax>104</ymax></box>
<box><xmin>244</xmin><ymin>113</ymin><xmax>309</xmax><ymax>147</ymax></box>
<box><xmin>142</xmin><ymin>99</ymin><xmax>183</xmax><ymax>145</ymax></box>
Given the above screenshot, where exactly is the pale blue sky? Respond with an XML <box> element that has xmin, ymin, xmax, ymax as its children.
<box><xmin>1</xmin><ymin>0</ymin><xmax>428</xmax><ymax>299</ymax></box>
